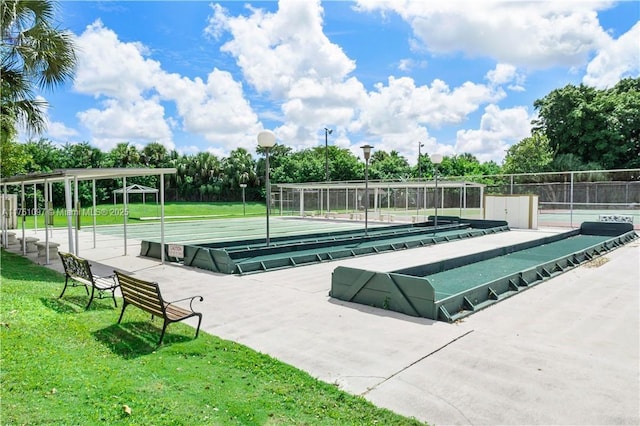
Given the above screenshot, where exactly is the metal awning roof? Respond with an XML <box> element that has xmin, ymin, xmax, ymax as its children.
<box><xmin>273</xmin><ymin>180</ymin><xmax>485</xmax><ymax>190</ymax></box>
<box><xmin>1</xmin><ymin>167</ymin><xmax>176</xmax><ymax>264</ymax></box>
<box><xmin>0</xmin><ymin>167</ymin><xmax>176</xmax><ymax>185</ymax></box>
<box><xmin>113</xmin><ymin>184</ymin><xmax>159</xmax><ymax>194</ymax></box>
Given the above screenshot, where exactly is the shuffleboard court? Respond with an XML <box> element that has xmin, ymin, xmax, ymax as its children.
<box><xmin>140</xmin><ymin>218</ymin><xmax>510</xmax><ymax>274</ymax></box>
<box><xmin>428</xmin><ymin>234</ymin><xmax>612</xmax><ymax>299</ymax></box>
<box><xmin>331</xmin><ymin>222</ymin><xmax>638</xmax><ymax>322</ymax></box>
<box><xmin>92</xmin><ymin>216</ymin><xmax>387</xmax><ymax>244</ymax></box>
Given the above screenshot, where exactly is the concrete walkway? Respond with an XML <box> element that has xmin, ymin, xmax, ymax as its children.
<box><xmin>4</xmin><ymin>223</ymin><xmax>639</xmax><ymax>425</ymax></box>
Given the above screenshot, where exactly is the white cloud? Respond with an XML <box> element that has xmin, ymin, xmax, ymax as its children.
<box><xmin>178</xmin><ymin>145</ymin><xmax>202</xmax><ymax>156</ymax></box>
<box><xmin>486</xmin><ymin>63</ymin><xmax>514</xmax><ymax>85</ymax></box>
<box><xmin>47</xmin><ymin>121</ymin><xmax>79</xmax><ymax>141</ymax></box>
<box><xmin>74</xmin><ymin>20</ymin><xmax>160</xmax><ymax>101</ymax></box>
<box><xmin>355</xmin><ymin>0</ymin><xmax>614</xmax><ymax>69</ymax></box>
<box><xmin>204</xmin><ymin>0</ymin><xmax>551</xmax><ymax>165</ymax></box>
<box><xmin>154</xmin><ymin>69</ymin><xmax>261</xmax><ymax>151</ymax></box>
<box><xmin>352</xmin><ymin>76</ymin><xmax>504</xmax><ymax>162</ymax></box>
<box><xmin>22</xmin><ymin>0</ymin><xmax>637</xmax><ymax>170</ymax></box>
<box><xmin>583</xmin><ymin>22</ymin><xmax>640</xmax><ymax>88</ymax></box>
<box><xmin>486</xmin><ymin>63</ymin><xmax>526</xmax><ymax>91</ymax></box>
<box><xmin>208</xmin><ymin>0</ymin><xmax>356</xmax><ymax>96</ymax></box>
<box><xmin>397</xmin><ymin>58</ymin><xmax>427</xmax><ymax>72</ymax></box>
<box><xmin>30</xmin><ymin>104</ymin><xmax>79</xmax><ymax>144</ymax></box>
<box><xmin>357</xmin><ymin>76</ymin><xmax>503</xmax><ymax>134</ymax></box>
<box><xmin>206</xmin><ymin>0</ymin><xmax>365</xmax><ymax>152</ymax></box>
<box><xmin>277</xmin><ymin>76</ymin><xmax>366</xmax><ymax>148</ymax></box>
<box><xmin>455</xmin><ymin>104</ymin><xmax>532</xmax><ymax>163</ymax></box>
<box><xmin>77</xmin><ymin>98</ymin><xmax>173</xmax><ymax>151</ymax></box>
<box><xmin>72</xmin><ymin>19</ymin><xmax>261</xmax><ymax>155</ymax></box>
<box><xmin>206</xmin><ymin>0</ymin><xmax>516</xmax><ymax>162</ymax></box>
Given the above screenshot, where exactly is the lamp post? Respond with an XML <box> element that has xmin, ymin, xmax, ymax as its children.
<box><xmin>324</xmin><ymin>128</ymin><xmax>333</xmax><ymax>212</ymax></box>
<box><xmin>417</xmin><ymin>142</ymin><xmax>424</xmax><ymax>220</ymax></box>
<box><xmin>430</xmin><ymin>153</ymin><xmax>443</xmax><ymax>228</ymax></box>
<box><xmin>239</xmin><ymin>183</ymin><xmax>247</xmax><ymax>216</ymax></box>
<box><xmin>257</xmin><ymin>130</ymin><xmax>276</xmax><ymax>246</ymax></box>
<box><xmin>361</xmin><ymin>144</ymin><xmax>373</xmax><ymax>236</ymax></box>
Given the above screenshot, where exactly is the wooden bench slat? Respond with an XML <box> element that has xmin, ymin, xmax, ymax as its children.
<box><xmin>115</xmin><ymin>271</ymin><xmax>203</xmax><ymax>345</ymax></box>
<box><xmin>165</xmin><ymin>304</ymin><xmax>192</xmax><ymax>320</ymax></box>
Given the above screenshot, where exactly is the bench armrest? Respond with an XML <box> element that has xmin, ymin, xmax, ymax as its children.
<box><xmin>166</xmin><ymin>295</ymin><xmax>204</xmax><ymax>312</ymax></box>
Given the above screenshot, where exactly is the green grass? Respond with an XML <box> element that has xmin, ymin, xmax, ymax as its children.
<box><xmin>0</xmin><ymin>250</ymin><xmax>426</xmax><ymax>425</ymax></box>
<box><xmin>19</xmin><ymin>202</ymin><xmax>267</xmax><ymax>228</ymax></box>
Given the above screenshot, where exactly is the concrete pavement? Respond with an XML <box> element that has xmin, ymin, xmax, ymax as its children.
<box><xmin>3</xmin><ymin>222</ymin><xmax>639</xmax><ymax>425</ymax></box>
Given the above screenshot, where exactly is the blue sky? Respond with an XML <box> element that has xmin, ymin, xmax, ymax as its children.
<box><xmin>33</xmin><ymin>0</ymin><xmax>640</xmax><ymax>165</ymax></box>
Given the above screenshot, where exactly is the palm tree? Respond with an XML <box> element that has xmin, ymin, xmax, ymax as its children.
<box><xmin>223</xmin><ymin>148</ymin><xmax>257</xmax><ymax>196</ymax></box>
<box><xmin>141</xmin><ymin>142</ymin><xmax>168</xmax><ymax>167</ymax></box>
<box><xmin>108</xmin><ymin>142</ymin><xmax>141</xmax><ymax>167</ymax></box>
<box><xmin>1</xmin><ymin>0</ymin><xmax>77</xmax><ymax>135</ymax></box>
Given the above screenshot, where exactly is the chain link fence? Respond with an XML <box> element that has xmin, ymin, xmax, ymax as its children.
<box><xmin>273</xmin><ymin>169</ymin><xmax>640</xmax><ymax>228</ymax></box>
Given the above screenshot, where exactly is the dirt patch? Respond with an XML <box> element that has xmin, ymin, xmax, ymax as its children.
<box><xmin>583</xmin><ymin>256</ymin><xmax>610</xmax><ymax>268</ymax></box>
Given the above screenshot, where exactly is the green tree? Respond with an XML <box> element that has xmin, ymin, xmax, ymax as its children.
<box><xmin>166</xmin><ymin>149</ymin><xmax>186</xmax><ymax>201</ymax></box>
<box><xmin>369</xmin><ymin>150</ymin><xmax>410</xmax><ymax>180</ymax></box>
<box><xmin>548</xmin><ymin>153</ymin><xmax>602</xmax><ymax>172</ymax></box>
<box><xmin>532</xmin><ymin>78</ymin><xmax>640</xmax><ymax>169</ymax></box>
<box><xmin>270</xmin><ymin>152</ymin><xmax>323</xmax><ymax>184</ymax></box>
<box><xmin>222</xmin><ymin>148</ymin><xmax>256</xmax><ymax>200</ymax></box>
<box><xmin>268</xmin><ymin>146</ymin><xmax>362</xmax><ymax>184</ymax></box>
<box><xmin>190</xmin><ymin>152</ymin><xmax>221</xmax><ymax>201</ymax></box>
<box><xmin>329</xmin><ymin>147</ymin><xmax>362</xmax><ymax>181</ymax></box>
<box><xmin>444</xmin><ymin>153</ymin><xmax>486</xmax><ymax>177</ymax></box>
<box><xmin>59</xmin><ymin>141</ymin><xmax>103</xmax><ymax>169</ymax></box>
<box><xmin>23</xmin><ymin>138</ymin><xmax>61</xmax><ymax>172</ymax></box>
<box><xmin>502</xmin><ymin>133</ymin><xmax>553</xmax><ymax>174</ymax></box>
<box><xmin>609</xmin><ymin>78</ymin><xmax>640</xmax><ymax>168</ymax></box>
<box><xmin>0</xmin><ymin>115</ymin><xmax>29</xmax><ymax>176</ymax></box>
<box><xmin>1</xmin><ymin>0</ymin><xmax>76</xmax><ymax>136</ymax></box>
<box><xmin>256</xmin><ymin>143</ymin><xmax>292</xmax><ymax>191</ymax></box>
<box><xmin>479</xmin><ymin>160</ymin><xmax>501</xmax><ymax>176</ymax></box>
<box><xmin>106</xmin><ymin>143</ymin><xmax>141</xmax><ymax>167</ymax></box>
<box><xmin>141</xmin><ymin>142</ymin><xmax>168</xmax><ymax>167</ymax></box>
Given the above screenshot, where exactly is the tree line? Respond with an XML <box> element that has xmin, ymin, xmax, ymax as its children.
<box><xmin>7</xmin><ymin>138</ymin><xmax>502</xmax><ymax>206</ymax></box>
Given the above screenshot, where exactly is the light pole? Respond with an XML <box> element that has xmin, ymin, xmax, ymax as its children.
<box><xmin>430</xmin><ymin>153</ymin><xmax>443</xmax><ymax>228</ymax></box>
<box><xmin>239</xmin><ymin>183</ymin><xmax>247</xmax><ymax>216</ymax></box>
<box><xmin>417</xmin><ymin>142</ymin><xmax>424</xmax><ymax>220</ymax></box>
<box><xmin>324</xmin><ymin>127</ymin><xmax>333</xmax><ymax>212</ymax></box>
<box><xmin>361</xmin><ymin>144</ymin><xmax>373</xmax><ymax>236</ymax></box>
<box><xmin>257</xmin><ymin>130</ymin><xmax>276</xmax><ymax>246</ymax></box>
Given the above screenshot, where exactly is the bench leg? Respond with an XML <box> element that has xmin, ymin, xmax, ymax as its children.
<box><xmin>194</xmin><ymin>313</ymin><xmax>202</xmax><ymax>338</ymax></box>
<box><xmin>85</xmin><ymin>286</ymin><xmax>96</xmax><ymax>310</ymax></box>
<box><xmin>59</xmin><ymin>276</ymin><xmax>91</xmax><ymax>299</ymax></box>
<box><xmin>58</xmin><ymin>276</ymin><xmax>70</xmax><ymax>299</ymax></box>
<box><xmin>159</xmin><ymin>320</ymin><xmax>169</xmax><ymax>345</ymax></box>
<box><xmin>117</xmin><ymin>302</ymin><xmax>129</xmax><ymax>324</ymax></box>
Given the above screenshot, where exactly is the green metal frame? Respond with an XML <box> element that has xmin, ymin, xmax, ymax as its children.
<box><xmin>140</xmin><ymin>218</ymin><xmax>509</xmax><ymax>274</ymax></box>
<box><xmin>330</xmin><ymin>222</ymin><xmax>637</xmax><ymax>322</ymax></box>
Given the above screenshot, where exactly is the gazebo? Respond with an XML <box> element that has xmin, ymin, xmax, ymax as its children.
<box><xmin>112</xmin><ymin>184</ymin><xmax>158</xmax><ymax>205</ymax></box>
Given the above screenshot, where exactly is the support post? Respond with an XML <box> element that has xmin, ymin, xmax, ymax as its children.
<box><xmin>160</xmin><ymin>173</ymin><xmax>165</xmax><ymax>264</ymax></box>
<box><xmin>123</xmin><ymin>176</ymin><xmax>127</xmax><ymax>256</ymax></box>
<box><xmin>64</xmin><ymin>178</ymin><xmax>74</xmax><ymax>254</ymax></box>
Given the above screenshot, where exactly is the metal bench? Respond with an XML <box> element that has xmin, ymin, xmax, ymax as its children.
<box><xmin>58</xmin><ymin>252</ymin><xmax>119</xmax><ymax>309</ymax></box>
<box><xmin>114</xmin><ymin>271</ymin><xmax>203</xmax><ymax>345</ymax></box>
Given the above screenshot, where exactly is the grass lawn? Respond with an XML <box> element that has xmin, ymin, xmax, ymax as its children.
<box><xmin>19</xmin><ymin>201</ymin><xmax>267</xmax><ymax>228</ymax></box>
<box><xmin>0</xmin><ymin>250</ymin><xmax>426</xmax><ymax>425</ymax></box>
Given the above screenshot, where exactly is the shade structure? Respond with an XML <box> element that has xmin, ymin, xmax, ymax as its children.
<box><xmin>1</xmin><ymin>168</ymin><xmax>176</xmax><ymax>263</ymax></box>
